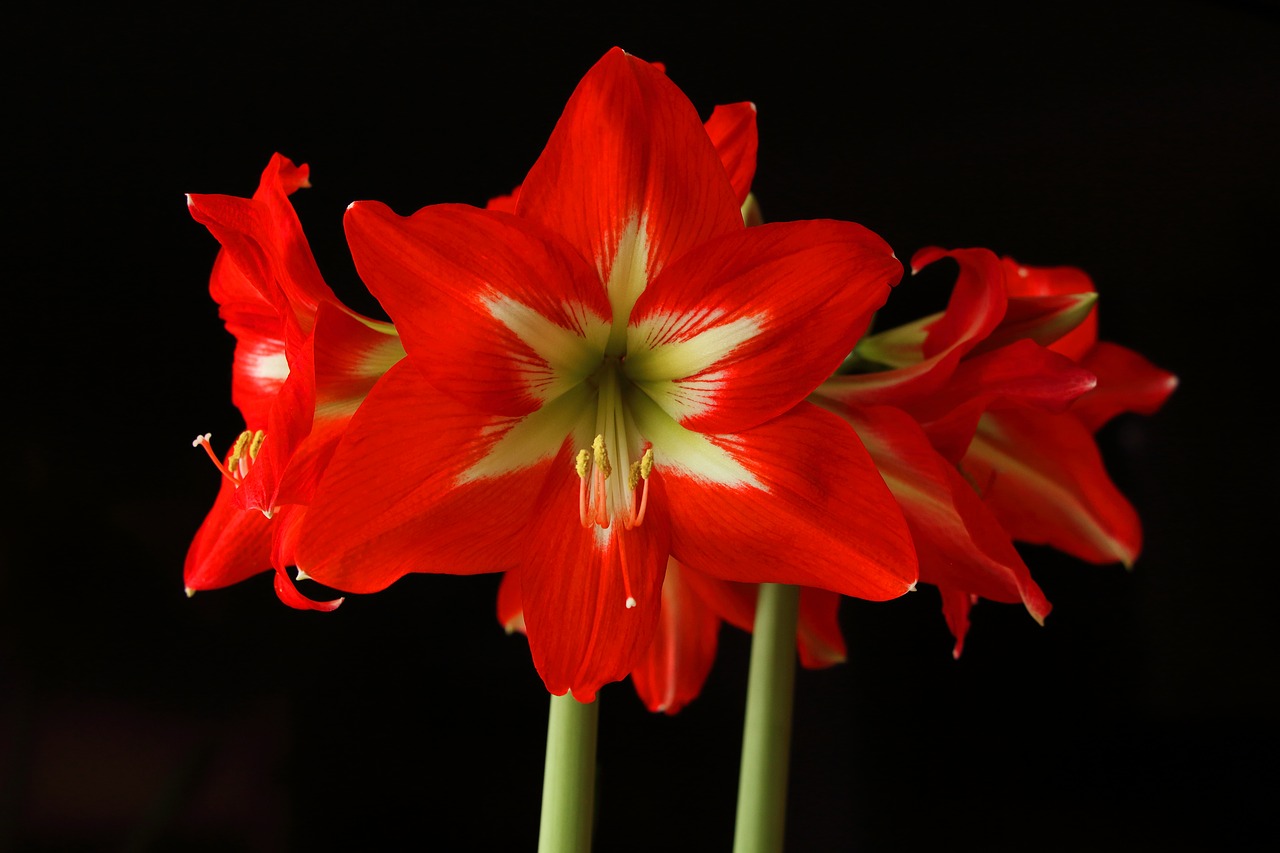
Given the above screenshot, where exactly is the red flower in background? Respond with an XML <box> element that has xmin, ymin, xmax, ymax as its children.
<box><xmin>817</xmin><ymin>246</ymin><xmax>1176</xmax><ymax>654</ymax></box>
<box><xmin>294</xmin><ymin>48</ymin><xmax>917</xmax><ymax>701</ymax></box>
<box><xmin>185</xmin><ymin>154</ymin><xmax>404</xmax><ymax>610</ymax></box>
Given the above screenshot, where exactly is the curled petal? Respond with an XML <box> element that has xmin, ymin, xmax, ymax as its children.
<box><xmin>999</xmin><ymin>257</ymin><xmax>1098</xmax><ymax>359</ymax></box>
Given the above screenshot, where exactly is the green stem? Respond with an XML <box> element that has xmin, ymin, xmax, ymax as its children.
<box><xmin>733</xmin><ymin>583</ymin><xmax>801</xmax><ymax>853</ymax></box>
<box><xmin>537</xmin><ymin>691</ymin><xmax>599</xmax><ymax>853</ymax></box>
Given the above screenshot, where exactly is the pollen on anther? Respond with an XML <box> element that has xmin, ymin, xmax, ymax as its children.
<box><xmin>575</xmin><ymin>449</ymin><xmax>591</xmax><ymax>478</ymax></box>
<box><xmin>591</xmin><ymin>434</ymin><xmax>612</xmax><ymax>479</ymax></box>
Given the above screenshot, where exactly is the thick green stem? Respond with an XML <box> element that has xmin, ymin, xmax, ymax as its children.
<box><xmin>733</xmin><ymin>582</ymin><xmax>801</xmax><ymax>853</ymax></box>
<box><xmin>537</xmin><ymin>691</ymin><xmax>599</xmax><ymax>853</ymax></box>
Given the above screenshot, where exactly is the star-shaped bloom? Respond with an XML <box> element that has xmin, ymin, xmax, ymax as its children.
<box><xmin>295</xmin><ymin>48</ymin><xmax>917</xmax><ymax>700</ymax></box>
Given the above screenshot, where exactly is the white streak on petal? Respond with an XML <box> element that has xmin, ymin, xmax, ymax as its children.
<box><xmin>247</xmin><ymin>349</ymin><xmax>290</xmax><ymax>382</ymax></box>
<box><xmin>602</xmin><ymin>214</ymin><xmax>652</xmax><ymax>355</ymax></box>
<box><xmin>459</xmin><ymin>383</ymin><xmax>595</xmax><ymax>483</ymax></box>
<box><xmin>626</xmin><ymin>312</ymin><xmax>763</xmax><ymax>422</ymax></box>
<box><xmin>483</xmin><ymin>295</ymin><xmax>609</xmax><ymax>402</ymax></box>
<box><xmin>628</xmin><ymin>388</ymin><xmax>763</xmax><ymax>490</ymax></box>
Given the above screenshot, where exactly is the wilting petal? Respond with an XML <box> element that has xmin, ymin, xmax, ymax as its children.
<box><xmin>704</xmin><ymin>102</ymin><xmax>758</xmax><ymax>206</ymax></box>
<box><xmin>847</xmin><ymin>404</ymin><xmax>1050</xmax><ymax>623</ymax></box>
<box><xmin>516</xmin><ymin>47</ymin><xmax>743</xmax><ymax>327</ymax></box>
<box><xmin>521</xmin><ymin>458</ymin><xmax>671</xmax><ymax>701</ymax></box>
<box><xmin>344</xmin><ymin>202</ymin><xmax>612</xmax><ymax>416</ymax></box>
<box><xmin>626</xmin><ymin>220</ymin><xmax>901</xmax><ymax>433</ymax></box>
<box><xmin>964</xmin><ymin>410</ymin><xmax>1142</xmax><ymax>566</ymax></box>
<box><xmin>1072</xmin><ymin>342</ymin><xmax>1179</xmax><ymax>432</ymax></box>
<box><xmin>273</xmin><ymin>568</ymin><xmax>344</xmax><ymax>613</ymax></box>
<box><xmin>630</xmin><ymin>560</ymin><xmax>721</xmax><ymax>714</ymax></box>
<box><xmin>659</xmin><ymin>401</ymin><xmax>916</xmax><ymax>599</ymax></box>
<box><xmin>296</xmin><ymin>361</ymin><xmax>571</xmax><ymax>592</ymax></box>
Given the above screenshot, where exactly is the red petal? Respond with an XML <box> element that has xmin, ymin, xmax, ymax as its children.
<box><xmin>964</xmin><ymin>410</ymin><xmax>1142</xmax><ymax>566</ymax></box>
<box><xmin>627</xmin><ymin>220</ymin><xmax>901</xmax><ymax>433</ymax></box>
<box><xmin>1072</xmin><ymin>342</ymin><xmax>1179</xmax><ymax>432</ymax></box>
<box><xmin>999</xmin><ymin>257</ymin><xmax>1098</xmax><ymax>359</ymax></box>
<box><xmin>188</xmin><ymin>153</ymin><xmax>336</xmax><ymax>331</ymax></box>
<box><xmin>677</xmin><ymin>573</ymin><xmax>847</xmax><ymax>670</ymax></box>
<box><xmin>848</xmin><ymin>404</ymin><xmax>1051</xmax><ymax>624</ymax></box>
<box><xmin>704</xmin><ymin>102</ymin><xmax>758</xmax><ymax>206</ymax></box>
<box><xmin>516</xmin><ymin>48</ymin><xmax>743</xmax><ymax>304</ymax></box>
<box><xmin>497</xmin><ymin>569</ymin><xmax>526</xmax><ymax>635</ymax></box>
<box><xmin>184</xmin><ymin>476</ymin><xmax>273</xmax><ymax>592</ymax></box>
<box><xmin>521</xmin><ymin>456</ymin><xmax>671</xmax><ymax>701</ymax></box>
<box><xmin>663</xmin><ymin>402</ymin><xmax>917</xmax><ymax>600</ymax></box>
<box><xmin>819</xmin><ymin>247</ymin><xmax>1007</xmax><ymax>409</ymax></box>
<box><xmin>629</xmin><ymin>559</ymin><xmax>721</xmax><ymax>714</ymax></box>
<box><xmin>907</xmin><ymin>339</ymin><xmax>1098</xmax><ymax>462</ymax></box>
<box><xmin>295</xmin><ymin>361</ymin><xmax>559</xmax><ymax>592</ymax></box>
<box><xmin>344</xmin><ymin>201</ymin><xmax>612</xmax><ymax>417</ymax></box>
<box><xmin>273</xmin><ymin>566</ymin><xmax>344</xmax><ymax>612</ymax></box>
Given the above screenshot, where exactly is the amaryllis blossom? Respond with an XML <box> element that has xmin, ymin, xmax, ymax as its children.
<box><xmin>815</xmin><ymin>246</ymin><xmax>1176</xmax><ymax>653</ymax></box>
<box><xmin>295</xmin><ymin>47</ymin><xmax>917</xmax><ymax>701</ymax></box>
<box><xmin>185</xmin><ymin>154</ymin><xmax>404</xmax><ymax>610</ymax></box>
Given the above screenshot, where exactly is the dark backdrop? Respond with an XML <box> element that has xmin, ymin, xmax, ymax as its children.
<box><xmin>4</xmin><ymin>3</ymin><xmax>1277</xmax><ymax>851</ymax></box>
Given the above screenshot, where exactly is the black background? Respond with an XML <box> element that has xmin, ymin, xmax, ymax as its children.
<box><xmin>4</xmin><ymin>2</ymin><xmax>1277</xmax><ymax>851</ymax></box>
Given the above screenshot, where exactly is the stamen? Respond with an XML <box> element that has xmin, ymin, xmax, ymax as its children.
<box><xmin>193</xmin><ymin>429</ymin><xmax>265</xmax><ymax>487</ymax></box>
<box><xmin>591</xmin><ymin>435</ymin><xmax>611</xmax><ymax>528</ymax></box>
<box><xmin>576</xmin><ymin>449</ymin><xmax>592</xmax><ymax>528</ymax></box>
<box><xmin>623</xmin><ymin>445</ymin><xmax>654</xmax><ymax>530</ymax></box>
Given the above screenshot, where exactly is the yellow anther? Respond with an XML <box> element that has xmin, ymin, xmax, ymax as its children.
<box><xmin>247</xmin><ymin>429</ymin><xmax>266</xmax><ymax>460</ymax></box>
<box><xmin>227</xmin><ymin>430</ymin><xmax>253</xmax><ymax>471</ymax></box>
<box><xmin>591</xmin><ymin>434</ymin><xmax>612</xmax><ymax>480</ymax></box>
<box><xmin>575</xmin><ymin>449</ymin><xmax>591</xmax><ymax>479</ymax></box>
<box><xmin>628</xmin><ymin>460</ymin><xmax>642</xmax><ymax>492</ymax></box>
<box><xmin>639</xmin><ymin>447</ymin><xmax>653</xmax><ymax>479</ymax></box>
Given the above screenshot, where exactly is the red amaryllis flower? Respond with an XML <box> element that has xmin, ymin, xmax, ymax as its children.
<box><xmin>815</xmin><ymin>247</ymin><xmax>1176</xmax><ymax>654</ymax></box>
<box><xmin>185</xmin><ymin>154</ymin><xmax>404</xmax><ymax>610</ymax></box>
<box><xmin>295</xmin><ymin>47</ymin><xmax>917</xmax><ymax>701</ymax></box>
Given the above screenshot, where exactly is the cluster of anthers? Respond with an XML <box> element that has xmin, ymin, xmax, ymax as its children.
<box><xmin>575</xmin><ymin>434</ymin><xmax>654</xmax><ymax>609</ymax></box>
<box><xmin>193</xmin><ymin>430</ymin><xmax>265</xmax><ymax>501</ymax></box>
